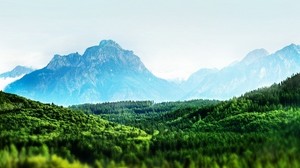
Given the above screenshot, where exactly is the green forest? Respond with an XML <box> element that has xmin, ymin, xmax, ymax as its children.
<box><xmin>1</xmin><ymin>74</ymin><xmax>300</xmax><ymax>167</ymax></box>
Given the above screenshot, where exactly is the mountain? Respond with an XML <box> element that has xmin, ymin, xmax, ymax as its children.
<box><xmin>0</xmin><ymin>65</ymin><xmax>34</xmax><ymax>78</ymax></box>
<box><xmin>183</xmin><ymin>44</ymin><xmax>300</xmax><ymax>100</ymax></box>
<box><xmin>0</xmin><ymin>66</ymin><xmax>34</xmax><ymax>90</ymax></box>
<box><xmin>5</xmin><ymin>40</ymin><xmax>181</xmax><ymax>105</ymax></box>
<box><xmin>4</xmin><ymin>42</ymin><xmax>300</xmax><ymax>104</ymax></box>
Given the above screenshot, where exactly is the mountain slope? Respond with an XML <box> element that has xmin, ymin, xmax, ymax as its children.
<box><xmin>184</xmin><ymin>44</ymin><xmax>300</xmax><ymax>100</ymax></box>
<box><xmin>1</xmin><ymin>74</ymin><xmax>300</xmax><ymax>167</ymax></box>
<box><xmin>69</xmin><ymin>73</ymin><xmax>300</xmax><ymax>167</ymax></box>
<box><xmin>0</xmin><ymin>66</ymin><xmax>34</xmax><ymax>90</ymax></box>
<box><xmin>5</xmin><ymin>40</ymin><xmax>181</xmax><ymax>105</ymax></box>
<box><xmin>0</xmin><ymin>91</ymin><xmax>149</xmax><ymax>164</ymax></box>
<box><xmin>0</xmin><ymin>65</ymin><xmax>34</xmax><ymax>78</ymax></box>
<box><xmin>182</xmin><ymin>73</ymin><xmax>300</xmax><ymax>123</ymax></box>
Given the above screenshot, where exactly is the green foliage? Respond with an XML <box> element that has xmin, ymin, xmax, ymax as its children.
<box><xmin>70</xmin><ymin>99</ymin><xmax>219</xmax><ymax>133</ymax></box>
<box><xmin>2</xmin><ymin>74</ymin><xmax>300</xmax><ymax>167</ymax></box>
<box><xmin>0</xmin><ymin>91</ymin><xmax>150</xmax><ymax>167</ymax></box>
<box><xmin>0</xmin><ymin>144</ymin><xmax>88</xmax><ymax>168</ymax></box>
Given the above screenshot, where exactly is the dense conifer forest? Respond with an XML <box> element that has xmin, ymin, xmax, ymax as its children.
<box><xmin>1</xmin><ymin>74</ymin><xmax>300</xmax><ymax>167</ymax></box>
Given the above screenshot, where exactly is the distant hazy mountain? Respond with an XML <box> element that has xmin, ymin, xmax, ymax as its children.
<box><xmin>4</xmin><ymin>41</ymin><xmax>300</xmax><ymax>104</ymax></box>
<box><xmin>0</xmin><ymin>66</ymin><xmax>34</xmax><ymax>78</ymax></box>
<box><xmin>5</xmin><ymin>40</ymin><xmax>181</xmax><ymax>105</ymax></box>
<box><xmin>0</xmin><ymin>66</ymin><xmax>34</xmax><ymax>90</ymax></box>
<box><xmin>183</xmin><ymin>44</ymin><xmax>300</xmax><ymax>100</ymax></box>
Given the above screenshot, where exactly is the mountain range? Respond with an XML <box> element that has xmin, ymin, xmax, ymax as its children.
<box><xmin>4</xmin><ymin>40</ymin><xmax>300</xmax><ymax>105</ymax></box>
<box><xmin>183</xmin><ymin>44</ymin><xmax>300</xmax><ymax>100</ymax></box>
<box><xmin>4</xmin><ymin>40</ymin><xmax>180</xmax><ymax>105</ymax></box>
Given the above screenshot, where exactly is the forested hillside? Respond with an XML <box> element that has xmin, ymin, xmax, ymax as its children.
<box><xmin>0</xmin><ymin>91</ymin><xmax>150</xmax><ymax>167</ymax></box>
<box><xmin>1</xmin><ymin>74</ymin><xmax>300</xmax><ymax>167</ymax></box>
<box><xmin>70</xmin><ymin>100</ymin><xmax>220</xmax><ymax>133</ymax></box>
<box><xmin>71</xmin><ymin>73</ymin><xmax>300</xmax><ymax>167</ymax></box>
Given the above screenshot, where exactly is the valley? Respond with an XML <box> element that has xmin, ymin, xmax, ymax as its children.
<box><xmin>1</xmin><ymin>74</ymin><xmax>300</xmax><ymax>167</ymax></box>
<box><xmin>1</xmin><ymin>1</ymin><xmax>300</xmax><ymax>167</ymax></box>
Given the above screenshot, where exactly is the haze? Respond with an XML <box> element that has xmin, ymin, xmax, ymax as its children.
<box><xmin>1</xmin><ymin>0</ymin><xmax>300</xmax><ymax>80</ymax></box>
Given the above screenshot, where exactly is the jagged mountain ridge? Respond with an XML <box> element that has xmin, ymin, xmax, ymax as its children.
<box><xmin>183</xmin><ymin>44</ymin><xmax>300</xmax><ymax>100</ymax></box>
<box><xmin>5</xmin><ymin>40</ymin><xmax>181</xmax><ymax>105</ymax></box>
<box><xmin>4</xmin><ymin>41</ymin><xmax>300</xmax><ymax>104</ymax></box>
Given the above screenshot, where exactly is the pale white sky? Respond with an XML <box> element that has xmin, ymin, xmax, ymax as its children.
<box><xmin>1</xmin><ymin>0</ymin><xmax>300</xmax><ymax>80</ymax></box>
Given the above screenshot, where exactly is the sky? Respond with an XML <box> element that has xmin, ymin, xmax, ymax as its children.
<box><xmin>1</xmin><ymin>0</ymin><xmax>300</xmax><ymax>80</ymax></box>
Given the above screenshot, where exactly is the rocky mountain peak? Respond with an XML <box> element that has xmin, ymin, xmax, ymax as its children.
<box><xmin>99</xmin><ymin>40</ymin><xmax>121</xmax><ymax>49</ymax></box>
<box><xmin>241</xmin><ymin>48</ymin><xmax>269</xmax><ymax>65</ymax></box>
<box><xmin>4</xmin><ymin>40</ymin><xmax>180</xmax><ymax>105</ymax></box>
<box><xmin>273</xmin><ymin>43</ymin><xmax>300</xmax><ymax>62</ymax></box>
<box><xmin>83</xmin><ymin>40</ymin><xmax>127</xmax><ymax>60</ymax></box>
<box><xmin>279</xmin><ymin>43</ymin><xmax>300</xmax><ymax>53</ymax></box>
<box><xmin>46</xmin><ymin>53</ymin><xmax>81</xmax><ymax>70</ymax></box>
<box><xmin>0</xmin><ymin>66</ymin><xmax>34</xmax><ymax>78</ymax></box>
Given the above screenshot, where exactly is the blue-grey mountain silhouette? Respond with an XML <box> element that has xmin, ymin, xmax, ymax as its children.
<box><xmin>5</xmin><ymin>40</ymin><xmax>181</xmax><ymax>105</ymax></box>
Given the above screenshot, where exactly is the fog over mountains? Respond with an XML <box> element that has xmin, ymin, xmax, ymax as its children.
<box><xmin>0</xmin><ymin>66</ymin><xmax>34</xmax><ymax>90</ymax></box>
<box><xmin>4</xmin><ymin>40</ymin><xmax>300</xmax><ymax>105</ymax></box>
<box><xmin>184</xmin><ymin>44</ymin><xmax>300</xmax><ymax>100</ymax></box>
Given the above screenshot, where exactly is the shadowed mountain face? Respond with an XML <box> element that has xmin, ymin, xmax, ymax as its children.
<box><xmin>5</xmin><ymin>40</ymin><xmax>181</xmax><ymax>105</ymax></box>
<box><xmin>183</xmin><ymin>44</ymin><xmax>300</xmax><ymax>100</ymax></box>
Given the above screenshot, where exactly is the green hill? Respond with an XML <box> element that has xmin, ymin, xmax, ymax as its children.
<box><xmin>72</xmin><ymin>74</ymin><xmax>300</xmax><ymax>167</ymax></box>
<box><xmin>0</xmin><ymin>91</ymin><xmax>150</xmax><ymax>167</ymax></box>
